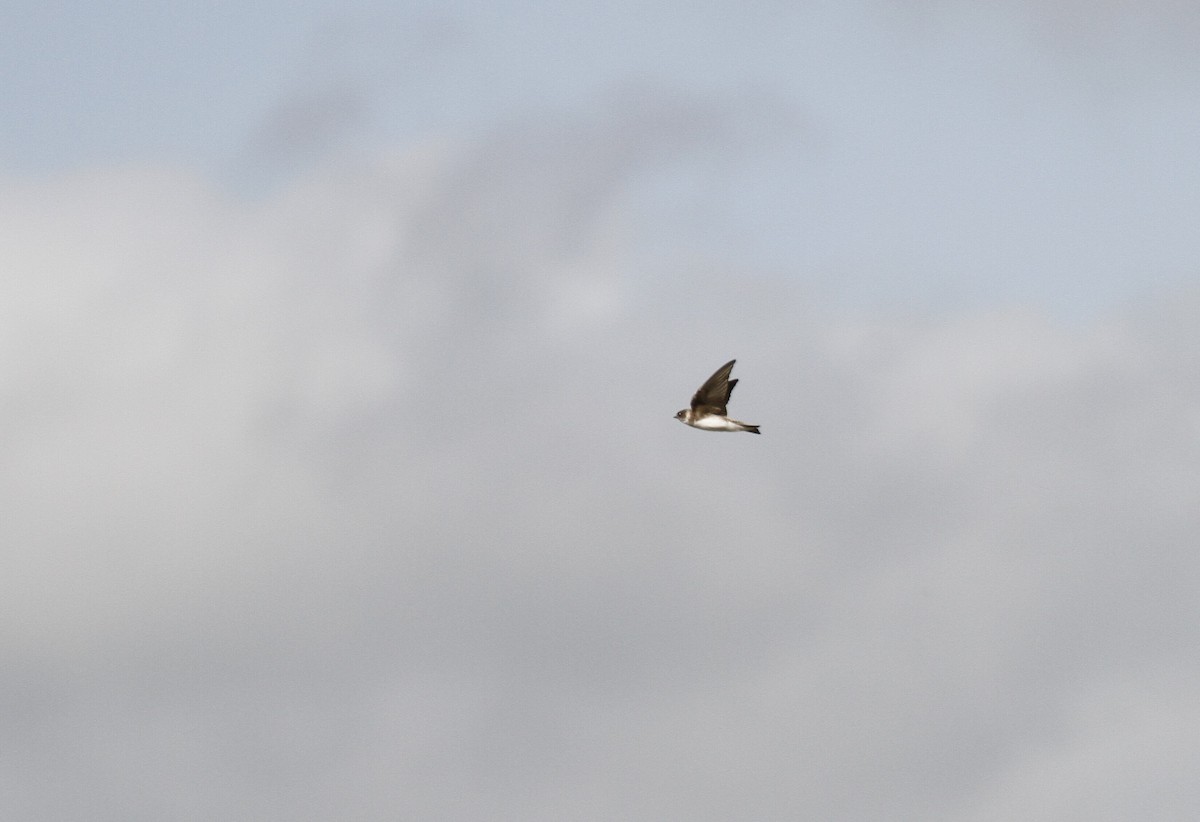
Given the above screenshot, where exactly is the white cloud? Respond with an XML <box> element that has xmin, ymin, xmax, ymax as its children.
<box><xmin>2</xmin><ymin>78</ymin><xmax>1200</xmax><ymax>822</ymax></box>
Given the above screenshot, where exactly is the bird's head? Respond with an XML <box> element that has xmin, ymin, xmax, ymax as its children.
<box><xmin>674</xmin><ymin>409</ymin><xmax>688</xmax><ymax>422</ymax></box>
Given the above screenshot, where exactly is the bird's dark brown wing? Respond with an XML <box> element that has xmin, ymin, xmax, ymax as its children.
<box><xmin>690</xmin><ymin>359</ymin><xmax>737</xmax><ymax>415</ymax></box>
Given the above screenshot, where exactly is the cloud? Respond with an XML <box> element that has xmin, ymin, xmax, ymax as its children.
<box><xmin>2</xmin><ymin>83</ymin><xmax>1199</xmax><ymax>821</ymax></box>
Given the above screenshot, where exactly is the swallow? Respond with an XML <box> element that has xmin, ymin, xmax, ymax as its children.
<box><xmin>674</xmin><ymin>359</ymin><xmax>760</xmax><ymax>434</ymax></box>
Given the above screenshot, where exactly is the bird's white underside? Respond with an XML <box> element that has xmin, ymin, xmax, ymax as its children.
<box><xmin>691</xmin><ymin>415</ymin><xmax>744</xmax><ymax>431</ymax></box>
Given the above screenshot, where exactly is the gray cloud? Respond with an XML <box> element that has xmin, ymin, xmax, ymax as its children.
<box><xmin>3</xmin><ymin>74</ymin><xmax>1200</xmax><ymax>822</ymax></box>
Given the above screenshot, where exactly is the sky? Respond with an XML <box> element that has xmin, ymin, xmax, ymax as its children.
<box><xmin>3</xmin><ymin>1</ymin><xmax>1200</xmax><ymax>819</ymax></box>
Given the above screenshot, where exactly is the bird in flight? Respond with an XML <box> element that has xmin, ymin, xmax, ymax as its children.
<box><xmin>674</xmin><ymin>359</ymin><xmax>760</xmax><ymax>434</ymax></box>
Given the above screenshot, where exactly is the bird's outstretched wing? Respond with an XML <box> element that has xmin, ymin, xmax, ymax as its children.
<box><xmin>691</xmin><ymin>359</ymin><xmax>737</xmax><ymax>416</ymax></box>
